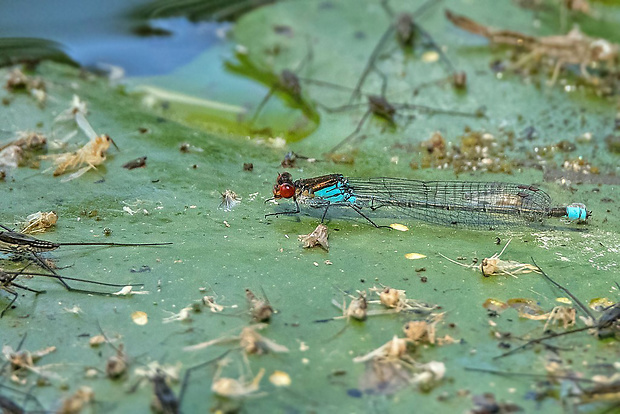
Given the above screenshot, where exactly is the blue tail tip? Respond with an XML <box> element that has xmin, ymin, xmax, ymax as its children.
<box><xmin>566</xmin><ymin>203</ymin><xmax>588</xmax><ymax>220</ymax></box>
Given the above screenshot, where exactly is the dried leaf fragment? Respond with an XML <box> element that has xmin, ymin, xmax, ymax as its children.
<box><xmin>58</xmin><ymin>386</ymin><xmax>94</xmax><ymax>414</ymax></box>
<box><xmin>298</xmin><ymin>224</ymin><xmax>329</xmax><ymax>251</ymax></box>
<box><xmin>405</xmin><ymin>253</ymin><xmax>426</xmax><ymax>260</ymax></box>
<box><xmin>131</xmin><ymin>311</ymin><xmax>148</xmax><ymax>325</ymax></box>
<box><xmin>269</xmin><ymin>371</ymin><xmax>291</xmax><ymax>387</ymax></box>
<box><xmin>89</xmin><ymin>335</ymin><xmax>106</xmax><ymax>347</ymax></box>
<box><xmin>389</xmin><ymin>223</ymin><xmax>409</xmax><ymax>231</ymax></box>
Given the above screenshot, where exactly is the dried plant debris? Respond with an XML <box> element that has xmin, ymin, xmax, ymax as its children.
<box><xmin>219</xmin><ymin>190</ymin><xmax>241</xmax><ymax>211</ymax></box>
<box><xmin>470</xmin><ymin>393</ymin><xmax>523</xmax><ymax>414</ymax></box>
<box><xmin>298</xmin><ymin>224</ymin><xmax>329</xmax><ymax>251</ymax></box>
<box><xmin>184</xmin><ymin>324</ymin><xmax>288</xmax><ymax>355</ymax></box>
<box><xmin>4</xmin><ymin>68</ymin><xmax>46</xmax><ymax>105</ymax></box>
<box><xmin>446</xmin><ymin>10</ymin><xmax>618</xmax><ymax>86</ymax></box>
<box><xmin>410</xmin><ymin>130</ymin><xmax>513</xmax><ymax>174</ymax></box>
<box><xmin>20</xmin><ymin>211</ymin><xmax>57</xmax><ymax>234</ymax></box>
<box><xmin>57</xmin><ymin>386</ymin><xmax>94</xmax><ymax>414</ymax></box>
<box><xmin>440</xmin><ymin>239</ymin><xmax>541</xmax><ymax>278</ymax></box>
<box><xmin>2</xmin><ymin>343</ymin><xmax>57</xmax><ymax>383</ymax></box>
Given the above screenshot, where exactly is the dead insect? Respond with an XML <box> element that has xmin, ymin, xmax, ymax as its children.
<box><xmin>184</xmin><ymin>324</ymin><xmax>289</xmax><ymax>356</ymax></box>
<box><xmin>245</xmin><ymin>288</ymin><xmax>273</xmax><ymax>323</ymax></box>
<box><xmin>211</xmin><ymin>358</ymin><xmax>265</xmax><ymax>399</ymax></box>
<box><xmin>368</xmin><ymin>285</ymin><xmax>437</xmax><ymax>314</ymax></box>
<box><xmin>440</xmin><ymin>239</ymin><xmax>541</xmax><ymax>278</ymax></box>
<box><xmin>446</xmin><ymin>9</ymin><xmax>619</xmax><ymax>86</ymax></box>
<box><xmin>20</xmin><ymin>211</ymin><xmax>57</xmax><ymax>234</ymax></box>
<box><xmin>44</xmin><ymin>113</ymin><xmax>118</xmax><ymax>182</ymax></box>
<box><xmin>122</xmin><ymin>156</ymin><xmax>147</xmax><ymax>170</ymax></box>
<box><xmin>219</xmin><ymin>190</ymin><xmax>241</xmax><ymax>211</ymax></box>
<box><xmin>57</xmin><ymin>386</ymin><xmax>94</xmax><ymax>414</ymax></box>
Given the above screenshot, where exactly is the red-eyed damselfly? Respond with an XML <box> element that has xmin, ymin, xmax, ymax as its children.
<box><xmin>265</xmin><ymin>173</ymin><xmax>589</xmax><ymax>230</ymax></box>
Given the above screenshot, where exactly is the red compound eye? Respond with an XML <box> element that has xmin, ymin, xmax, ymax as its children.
<box><xmin>279</xmin><ymin>183</ymin><xmax>295</xmax><ymax>198</ymax></box>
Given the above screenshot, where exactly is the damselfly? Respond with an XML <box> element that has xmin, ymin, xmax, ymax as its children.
<box><xmin>266</xmin><ymin>173</ymin><xmax>589</xmax><ymax>229</ymax></box>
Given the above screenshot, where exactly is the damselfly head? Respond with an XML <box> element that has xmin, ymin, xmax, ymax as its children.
<box><xmin>273</xmin><ymin>173</ymin><xmax>295</xmax><ymax>199</ymax></box>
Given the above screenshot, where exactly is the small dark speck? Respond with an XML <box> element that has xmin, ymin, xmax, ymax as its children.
<box><xmin>360</xmin><ymin>279</ymin><xmax>365</xmax><ymax>283</ymax></box>
<box><xmin>354</xmin><ymin>31</ymin><xmax>365</xmax><ymax>40</ymax></box>
<box><xmin>420</xmin><ymin>276</ymin><xmax>428</xmax><ymax>283</ymax></box>
<box><xmin>347</xmin><ymin>389</ymin><xmax>363</xmax><ymax>398</ymax></box>
<box><xmin>601</xmin><ymin>198</ymin><xmax>613</xmax><ymax>203</ymax></box>
<box><xmin>415</xmin><ymin>267</ymin><xmax>426</xmax><ymax>272</ymax></box>
<box><xmin>77</xmin><ymin>333</ymin><xmax>90</xmax><ymax>338</ymax></box>
<box><xmin>94</xmin><ymin>178</ymin><xmax>105</xmax><ymax>184</ymax></box>
<box><xmin>131</xmin><ymin>265</ymin><xmax>151</xmax><ymax>273</ymax></box>
<box><xmin>498</xmin><ymin>342</ymin><xmax>511</xmax><ymax>349</ymax></box>
<box><xmin>151</xmin><ymin>179</ymin><xmax>160</xmax><ymax>183</ymax></box>
<box><xmin>495</xmin><ymin>237</ymin><xmax>501</xmax><ymax>245</ymax></box>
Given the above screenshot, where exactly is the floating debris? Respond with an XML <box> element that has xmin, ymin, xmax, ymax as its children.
<box><xmin>440</xmin><ymin>239</ymin><xmax>540</xmax><ymax>278</ymax></box>
<box><xmin>298</xmin><ymin>224</ymin><xmax>329</xmax><ymax>251</ymax></box>
<box><xmin>269</xmin><ymin>370</ymin><xmax>291</xmax><ymax>387</ymax></box>
<box><xmin>184</xmin><ymin>324</ymin><xmax>288</xmax><ymax>355</ymax></box>
<box><xmin>389</xmin><ymin>223</ymin><xmax>409</xmax><ymax>231</ymax></box>
<box><xmin>405</xmin><ymin>253</ymin><xmax>426</xmax><ymax>260</ymax></box>
<box><xmin>131</xmin><ymin>311</ymin><xmax>148</xmax><ymax>326</ymax></box>
<box><xmin>122</xmin><ymin>156</ymin><xmax>147</xmax><ymax>170</ymax></box>
<box><xmin>219</xmin><ymin>189</ymin><xmax>241</xmax><ymax>211</ymax></box>
<box><xmin>446</xmin><ymin>9</ymin><xmax>618</xmax><ymax>86</ymax></box>
<box><xmin>44</xmin><ymin>113</ymin><xmax>116</xmax><ymax>182</ymax></box>
<box><xmin>21</xmin><ymin>211</ymin><xmax>58</xmax><ymax>234</ymax></box>
<box><xmin>211</xmin><ymin>358</ymin><xmax>265</xmax><ymax>399</ymax></box>
<box><xmin>58</xmin><ymin>386</ymin><xmax>94</xmax><ymax>414</ymax></box>
<box><xmin>246</xmin><ymin>288</ymin><xmax>274</xmax><ymax>323</ymax></box>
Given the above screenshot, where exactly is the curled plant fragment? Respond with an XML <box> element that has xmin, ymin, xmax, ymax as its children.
<box><xmin>298</xmin><ymin>224</ymin><xmax>329</xmax><ymax>251</ymax></box>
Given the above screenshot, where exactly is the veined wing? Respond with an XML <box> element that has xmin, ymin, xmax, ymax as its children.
<box><xmin>345</xmin><ymin>178</ymin><xmax>552</xmax><ymax>229</ymax></box>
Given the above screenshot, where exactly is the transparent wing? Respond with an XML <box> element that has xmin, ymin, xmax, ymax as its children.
<box><xmin>346</xmin><ymin>178</ymin><xmax>552</xmax><ymax>229</ymax></box>
<box><xmin>75</xmin><ymin>112</ymin><xmax>98</xmax><ymax>141</ymax></box>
